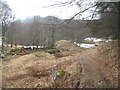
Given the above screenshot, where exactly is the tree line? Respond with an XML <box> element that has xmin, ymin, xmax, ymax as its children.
<box><xmin>5</xmin><ymin>16</ymin><xmax>92</xmax><ymax>47</ymax></box>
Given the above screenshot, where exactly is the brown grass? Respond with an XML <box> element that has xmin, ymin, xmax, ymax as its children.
<box><xmin>2</xmin><ymin>40</ymin><xmax>118</xmax><ymax>88</ymax></box>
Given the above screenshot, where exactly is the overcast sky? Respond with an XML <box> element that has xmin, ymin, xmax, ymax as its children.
<box><xmin>5</xmin><ymin>0</ymin><xmax>82</xmax><ymax>20</ymax></box>
<box><xmin>5</xmin><ymin>0</ymin><xmax>118</xmax><ymax>20</ymax></box>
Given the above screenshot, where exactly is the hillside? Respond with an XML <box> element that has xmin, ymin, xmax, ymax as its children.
<box><xmin>20</xmin><ymin>16</ymin><xmax>63</xmax><ymax>24</ymax></box>
<box><xmin>2</xmin><ymin>40</ymin><xmax>118</xmax><ymax>88</ymax></box>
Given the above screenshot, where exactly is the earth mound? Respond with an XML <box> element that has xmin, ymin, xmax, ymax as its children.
<box><xmin>55</xmin><ymin>40</ymin><xmax>77</xmax><ymax>51</ymax></box>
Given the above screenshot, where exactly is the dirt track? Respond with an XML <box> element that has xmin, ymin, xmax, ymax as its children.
<box><xmin>76</xmin><ymin>51</ymin><xmax>111</xmax><ymax>88</ymax></box>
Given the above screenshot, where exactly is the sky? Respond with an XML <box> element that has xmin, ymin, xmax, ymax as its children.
<box><xmin>4</xmin><ymin>0</ymin><xmax>119</xmax><ymax>20</ymax></box>
<box><xmin>5</xmin><ymin>0</ymin><xmax>81</xmax><ymax>20</ymax></box>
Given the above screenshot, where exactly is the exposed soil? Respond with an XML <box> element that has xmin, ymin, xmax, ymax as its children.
<box><xmin>2</xmin><ymin>40</ymin><xmax>119</xmax><ymax>88</ymax></box>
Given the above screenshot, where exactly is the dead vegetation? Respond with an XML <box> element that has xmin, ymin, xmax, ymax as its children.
<box><xmin>55</xmin><ymin>40</ymin><xmax>83</xmax><ymax>51</ymax></box>
<box><xmin>3</xmin><ymin>50</ymin><xmax>79</xmax><ymax>88</ymax></box>
<box><xmin>54</xmin><ymin>40</ymin><xmax>85</xmax><ymax>58</ymax></box>
<box><xmin>2</xmin><ymin>40</ymin><xmax>119</xmax><ymax>88</ymax></box>
<box><xmin>90</xmin><ymin>40</ymin><xmax>119</xmax><ymax>87</ymax></box>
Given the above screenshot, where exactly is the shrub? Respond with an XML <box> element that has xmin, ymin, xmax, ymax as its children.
<box><xmin>9</xmin><ymin>48</ymin><xmax>20</xmax><ymax>55</ymax></box>
<box><xmin>45</xmin><ymin>49</ymin><xmax>60</xmax><ymax>54</ymax></box>
<box><xmin>56</xmin><ymin>69</ymin><xmax>65</xmax><ymax>77</ymax></box>
<box><xmin>10</xmin><ymin>48</ymin><xmax>19</xmax><ymax>52</ymax></box>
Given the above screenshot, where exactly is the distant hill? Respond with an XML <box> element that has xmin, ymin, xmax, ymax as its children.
<box><xmin>42</xmin><ymin>16</ymin><xmax>63</xmax><ymax>24</ymax></box>
<box><xmin>20</xmin><ymin>17</ymin><xmax>33</xmax><ymax>23</ymax></box>
<box><xmin>19</xmin><ymin>16</ymin><xmax>63</xmax><ymax>24</ymax></box>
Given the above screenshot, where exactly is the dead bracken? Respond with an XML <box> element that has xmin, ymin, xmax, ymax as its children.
<box><xmin>2</xmin><ymin>40</ymin><xmax>118</xmax><ymax>88</ymax></box>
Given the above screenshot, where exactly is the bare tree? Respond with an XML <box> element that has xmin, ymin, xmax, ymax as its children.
<box><xmin>50</xmin><ymin>1</ymin><xmax>119</xmax><ymax>39</ymax></box>
<box><xmin>0</xmin><ymin>0</ymin><xmax>14</xmax><ymax>53</ymax></box>
<box><xmin>9</xmin><ymin>17</ymin><xmax>15</xmax><ymax>48</ymax></box>
<box><xmin>28</xmin><ymin>16</ymin><xmax>41</xmax><ymax>48</ymax></box>
<box><xmin>49</xmin><ymin>24</ymin><xmax>56</xmax><ymax>47</ymax></box>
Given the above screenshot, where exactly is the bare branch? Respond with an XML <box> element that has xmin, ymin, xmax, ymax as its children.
<box><xmin>87</xmin><ymin>3</ymin><xmax>100</xmax><ymax>25</ymax></box>
<box><xmin>44</xmin><ymin>0</ymin><xmax>74</xmax><ymax>8</ymax></box>
<box><xmin>61</xmin><ymin>3</ymin><xmax>98</xmax><ymax>25</ymax></box>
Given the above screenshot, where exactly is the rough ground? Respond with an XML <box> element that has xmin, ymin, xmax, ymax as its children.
<box><xmin>2</xmin><ymin>40</ymin><xmax>119</xmax><ymax>88</ymax></box>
